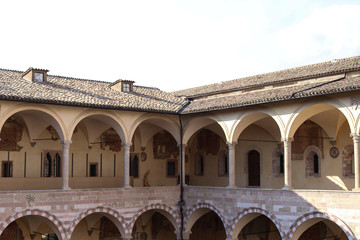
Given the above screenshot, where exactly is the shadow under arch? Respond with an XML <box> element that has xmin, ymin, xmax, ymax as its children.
<box><xmin>285</xmin><ymin>97</ymin><xmax>354</xmax><ymax>139</ymax></box>
<box><xmin>182</xmin><ymin>115</ymin><xmax>228</xmax><ymax>144</ymax></box>
<box><xmin>229</xmin><ymin>207</ymin><xmax>285</xmax><ymax>239</ymax></box>
<box><xmin>67</xmin><ymin>206</ymin><xmax>127</xmax><ymax>238</ymax></box>
<box><xmin>128</xmin><ymin>113</ymin><xmax>180</xmax><ymax>145</ymax></box>
<box><xmin>230</xmin><ymin>108</ymin><xmax>284</xmax><ymax>143</ymax></box>
<box><xmin>129</xmin><ymin>203</ymin><xmax>181</xmax><ymax>234</ymax></box>
<box><xmin>0</xmin><ymin>209</ymin><xmax>66</xmax><ymax>240</ymax></box>
<box><xmin>288</xmin><ymin>211</ymin><xmax>356</xmax><ymax>240</ymax></box>
<box><xmin>184</xmin><ymin>202</ymin><xmax>226</xmax><ymax>233</ymax></box>
<box><xmin>0</xmin><ymin>103</ymin><xmax>67</xmax><ymax>140</ymax></box>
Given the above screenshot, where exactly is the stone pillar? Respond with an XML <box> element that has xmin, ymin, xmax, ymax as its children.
<box><xmin>282</xmin><ymin>138</ymin><xmax>293</xmax><ymax>190</ymax></box>
<box><xmin>227</xmin><ymin>141</ymin><xmax>237</xmax><ymax>188</ymax></box>
<box><xmin>178</xmin><ymin>143</ymin><xmax>187</xmax><ymax>186</ymax></box>
<box><xmin>351</xmin><ymin>133</ymin><xmax>360</xmax><ymax>190</ymax></box>
<box><xmin>121</xmin><ymin>236</ymin><xmax>132</xmax><ymax>240</ymax></box>
<box><xmin>61</xmin><ymin>140</ymin><xmax>72</xmax><ymax>190</ymax></box>
<box><xmin>175</xmin><ymin>230</ymin><xmax>191</xmax><ymax>240</ymax></box>
<box><xmin>122</xmin><ymin>142</ymin><xmax>132</xmax><ymax>188</ymax></box>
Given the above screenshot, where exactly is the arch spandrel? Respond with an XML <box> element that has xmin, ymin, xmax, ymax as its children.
<box><xmin>285</xmin><ymin>98</ymin><xmax>355</xmax><ymax>139</ymax></box>
<box><xmin>229</xmin><ymin>108</ymin><xmax>284</xmax><ymax>143</ymax></box>
<box><xmin>0</xmin><ymin>103</ymin><xmax>67</xmax><ymax>140</ymax></box>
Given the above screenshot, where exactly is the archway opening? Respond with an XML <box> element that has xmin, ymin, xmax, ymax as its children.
<box><xmin>0</xmin><ymin>111</ymin><xmax>64</xmax><ymax>190</ymax></box>
<box><xmin>248</xmin><ymin>150</ymin><xmax>260</xmax><ymax>187</ymax></box>
<box><xmin>71</xmin><ymin>213</ymin><xmax>123</xmax><ymax>240</ymax></box>
<box><xmin>0</xmin><ymin>216</ymin><xmax>61</xmax><ymax>240</ymax></box>
<box><xmin>297</xmin><ymin>219</ymin><xmax>349</xmax><ymax>240</ymax></box>
<box><xmin>237</xmin><ymin>215</ymin><xmax>281</xmax><ymax>240</ymax></box>
<box><xmin>69</xmin><ymin>114</ymin><xmax>126</xmax><ymax>189</ymax></box>
<box><xmin>189</xmin><ymin>211</ymin><xmax>226</xmax><ymax>240</ymax></box>
<box><xmin>132</xmin><ymin>210</ymin><xmax>176</xmax><ymax>240</ymax></box>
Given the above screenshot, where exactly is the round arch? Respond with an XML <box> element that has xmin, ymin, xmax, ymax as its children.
<box><xmin>230</xmin><ymin>108</ymin><xmax>284</xmax><ymax>143</ymax></box>
<box><xmin>0</xmin><ymin>103</ymin><xmax>67</xmax><ymax>140</ymax></box>
<box><xmin>184</xmin><ymin>203</ymin><xmax>227</xmax><ymax>233</ymax></box>
<box><xmin>285</xmin><ymin>98</ymin><xmax>354</xmax><ymax>139</ymax></box>
<box><xmin>288</xmin><ymin>211</ymin><xmax>356</xmax><ymax>240</ymax></box>
<box><xmin>129</xmin><ymin>204</ymin><xmax>181</xmax><ymax>234</ymax></box>
<box><xmin>0</xmin><ymin>209</ymin><xmax>66</xmax><ymax>240</ymax></box>
<box><xmin>67</xmin><ymin>206</ymin><xmax>127</xmax><ymax>238</ymax></box>
<box><xmin>128</xmin><ymin>113</ymin><xmax>180</xmax><ymax>144</ymax></box>
<box><xmin>68</xmin><ymin>109</ymin><xmax>127</xmax><ymax>142</ymax></box>
<box><xmin>229</xmin><ymin>207</ymin><xmax>285</xmax><ymax>239</ymax></box>
<box><xmin>182</xmin><ymin>116</ymin><xmax>228</xmax><ymax>144</ymax></box>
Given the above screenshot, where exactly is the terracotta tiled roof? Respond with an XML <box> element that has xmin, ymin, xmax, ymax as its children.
<box><xmin>181</xmin><ymin>73</ymin><xmax>360</xmax><ymax>113</ymax></box>
<box><xmin>1</xmin><ymin>56</ymin><xmax>360</xmax><ymax>114</ymax></box>
<box><xmin>173</xmin><ymin>56</ymin><xmax>360</xmax><ymax>98</ymax></box>
<box><xmin>0</xmin><ymin>69</ymin><xmax>187</xmax><ymax>113</ymax></box>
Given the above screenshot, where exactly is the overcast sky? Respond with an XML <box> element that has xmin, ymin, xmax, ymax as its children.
<box><xmin>1</xmin><ymin>0</ymin><xmax>360</xmax><ymax>92</ymax></box>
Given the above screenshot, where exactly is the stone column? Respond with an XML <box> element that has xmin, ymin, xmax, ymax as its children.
<box><xmin>282</xmin><ymin>138</ymin><xmax>293</xmax><ymax>190</ymax></box>
<box><xmin>351</xmin><ymin>133</ymin><xmax>360</xmax><ymax>190</ymax></box>
<box><xmin>178</xmin><ymin>143</ymin><xmax>187</xmax><ymax>186</ymax></box>
<box><xmin>122</xmin><ymin>142</ymin><xmax>132</xmax><ymax>188</ymax></box>
<box><xmin>61</xmin><ymin>140</ymin><xmax>72</xmax><ymax>190</ymax></box>
<box><xmin>175</xmin><ymin>230</ymin><xmax>191</xmax><ymax>240</ymax></box>
<box><xmin>227</xmin><ymin>141</ymin><xmax>237</xmax><ymax>188</ymax></box>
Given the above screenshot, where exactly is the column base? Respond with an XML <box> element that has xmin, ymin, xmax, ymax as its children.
<box><xmin>122</xmin><ymin>185</ymin><xmax>132</xmax><ymax>189</ymax></box>
<box><xmin>282</xmin><ymin>185</ymin><xmax>292</xmax><ymax>190</ymax></box>
<box><xmin>352</xmin><ymin>188</ymin><xmax>360</xmax><ymax>192</ymax></box>
<box><xmin>227</xmin><ymin>185</ymin><xmax>236</xmax><ymax>188</ymax></box>
<box><xmin>62</xmin><ymin>186</ymin><xmax>71</xmax><ymax>190</ymax></box>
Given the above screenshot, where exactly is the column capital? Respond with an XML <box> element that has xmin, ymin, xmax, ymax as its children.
<box><xmin>60</xmin><ymin>140</ymin><xmax>72</xmax><ymax>145</ymax></box>
<box><xmin>351</xmin><ymin>133</ymin><xmax>360</xmax><ymax>142</ymax></box>
<box><xmin>122</xmin><ymin>142</ymin><xmax>132</xmax><ymax>149</ymax></box>
<box><xmin>281</xmin><ymin>137</ymin><xmax>294</xmax><ymax>143</ymax></box>
<box><xmin>226</xmin><ymin>141</ymin><xmax>237</xmax><ymax>148</ymax></box>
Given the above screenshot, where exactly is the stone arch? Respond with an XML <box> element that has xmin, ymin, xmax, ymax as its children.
<box><xmin>129</xmin><ymin>204</ymin><xmax>181</xmax><ymax>234</ymax></box>
<box><xmin>304</xmin><ymin>146</ymin><xmax>322</xmax><ymax>178</ymax></box>
<box><xmin>182</xmin><ymin>116</ymin><xmax>228</xmax><ymax>145</ymax></box>
<box><xmin>68</xmin><ymin>109</ymin><xmax>127</xmax><ymax>142</ymax></box>
<box><xmin>229</xmin><ymin>207</ymin><xmax>285</xmax><ymax>239</ymax></box>
<box><xmin>230</xmin><ymin>108</ymin><xmax>284</xmax><ymax>143</ymax></box>
<box><xmin>67</xmin><ymin>206</ymin><xmax>127</xmax><ymax>238</ymax></box>
<box><xmin>0</xmin><ymin>209</ymin><xmax>66</xmax><ymax>240</ymax></box>
<box><xmin>288</xmin><ymin>211</ymin><xmax>356</xmax><ymax>240</ymax></box>
<box><xmin>129</xmin><ymin>113</ymin><xmax>180</xmax><ymax>145</ymax></box>
<box><xmin>184</xmin><ymin>203</ymin><xmax>227</xmax><ymax>233</ymax></box>
<box><xmin>285</xmin><ymin>98</ymin><xmax>354</xmax><ymax>139</ymax></box>
<box><xmin>0</xmin><ymin>103</ymin><xmax>67</xmax><ymax>140</ymax></box>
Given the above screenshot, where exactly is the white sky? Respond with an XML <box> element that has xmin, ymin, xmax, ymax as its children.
<box><xmin>1</xmin><ymin>0</ymin><xmax>360</xmax><ymax>92</ymax></box>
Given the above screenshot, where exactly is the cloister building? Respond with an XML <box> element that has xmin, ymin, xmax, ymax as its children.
<box><xmin>0</xmin><ymin>56</ymin><xmax>360</xmax><ymax>240</ymax></box>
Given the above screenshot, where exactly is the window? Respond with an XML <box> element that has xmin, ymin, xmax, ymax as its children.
<box><xmin>167</xmin><ymin>159</ymin><xmax>177</xmax><ymax>177</ymax></box>
<box><xmin>2</xmin><ymin>161</ymin><xmax>13</xmax><ymax>177</ymax></box>
<box><xmin>130</xmin><ymin>154</ymin><xmax>139</xmax><ymax>178</ymax></box>
<box><xmin>313</xmin><ymin>154</ymin><xmax>319</xmax><ymax>174</ymax></box>
<box><xmin>122</xmin><ymin>83</ymin><xmax>131</xmax><ymax>92</ymax></box>
<box><xmin>280</xmin><ymin>154</ymin><xmax>284</xmax><ymax>174</ymax></box>
<box><xmin>34</xmin><ymin>72</ymin><xmax>44</xmax><ymax>82</ymax></box>
<box><xmin>305</xmin><ymin>147</ymin><xmax>320</xmax><ymax>177</ymax></box>
<box><xmin>195</xmin><ymin>152</ymin><xmax>204</xmax><ymax>176</ymax></box>
<box><xmin>43</xmin><ymin>151</ymin><xmax>61</xmax><ymax>177</ymax></box>
<box><xmin>89</xmin><ymin>163</ymin><xmax>98</xmax><ymax>177</ymax></box>
<box><xmin>218</xmin><ymin>150</ymin><xmax>229</xmax><ymax>176</ymax></box>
